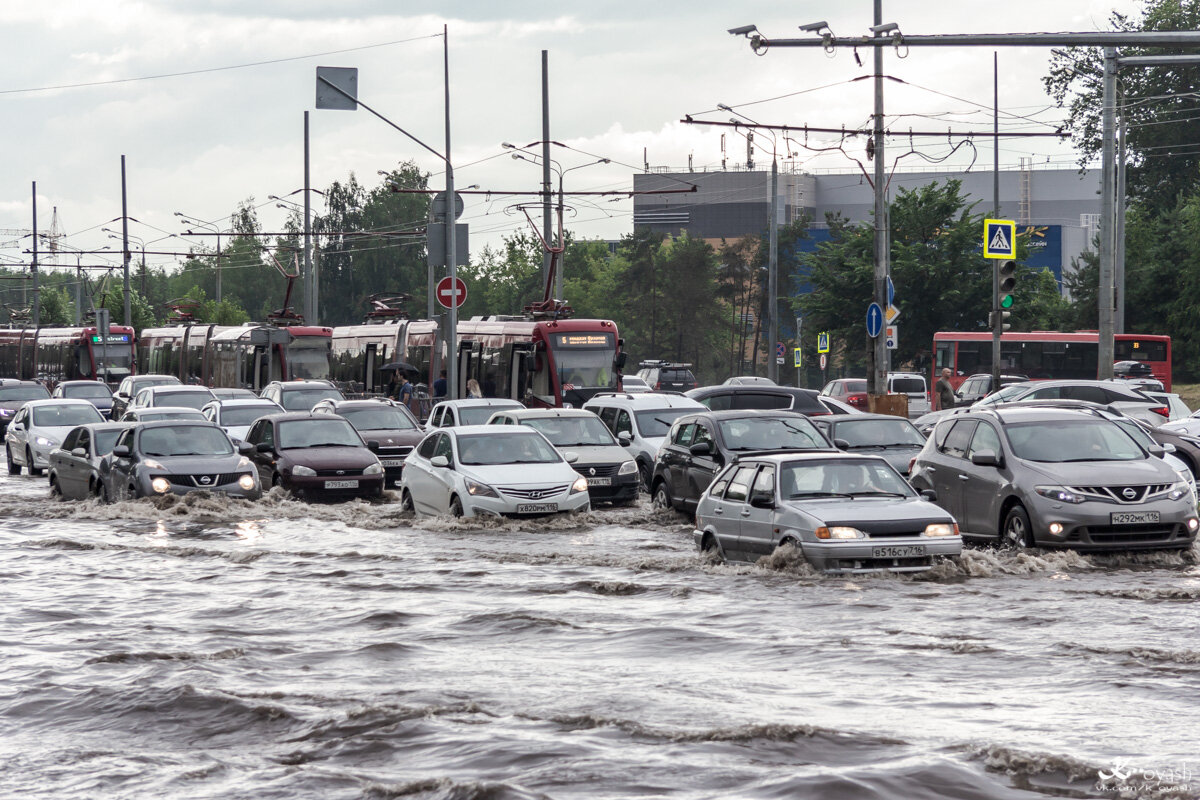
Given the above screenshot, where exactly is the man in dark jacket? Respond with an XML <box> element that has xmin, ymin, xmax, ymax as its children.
<box><xmin>935</xmin><ymin>368</ymin><xmax>956</xmax><ymax>411</ymax></box>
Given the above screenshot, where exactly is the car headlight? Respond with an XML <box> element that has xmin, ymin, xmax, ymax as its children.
<box><xmin>363</xmin><ymin>462</ymin><xmax>384</xmax><ymax>476</ymax></box>
<box><xmin>1168</xmin><ymin>481</ymin><xmax>1191</xmax><ymax>501</ymax></box>
<box><xmin>237</xmin><ymin>474</ymin><xmax>256</xmax><ymax>491</ymax></box>
<box><xmin>617</xmin><ymin>460</ymin><xmax>637</xmax><ymax>475</ymax></box>
<box><xmin>292</xmin><ymin>465</ymin><xmax>317</xmax><ymax>477</ymax></box>
<box><xmin>35</xmin><ymin>436</ymin><xmax>57</xmax><ymax>448</ymax></box>
<box><xmin>816</xmin><ymin>526</ymin><xmax>865</xmax><ymax>539</ymax></box>
<box><xmin>1035</xmin><ymin>485</ymin><xmax>1086</xmax><ymax>504</ymax></box>
<box><xmin>570</xmin><ymin>476</ymin><xmax>589</xmax><ymax>494</ymax></box>
<box><xmin>465</xmin><ymin>478</ymin><xmax>498</xmax><ymax>497</ymax></box>
<box><xmin>924</xmin><ymin>523</ymin><xmax>959</xmax><ymax>537</ymax></box>
<box><xmin>150</xmin><ymin>477</ymin><xmax>171</xmax><ymax>494</ymax></box>
<box><xmin>142</xmin><ymin>458</ymin><xmax>165</xmax><ymax>470</ymax></box>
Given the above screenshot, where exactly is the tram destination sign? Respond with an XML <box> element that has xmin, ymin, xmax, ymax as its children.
<box><xmin>553</xmin><ymin>333</ymin><xmax>613</xmax><ymax>348</ymax></box>
<box><xmin>90</xmin><ymin>334</ymin><xmax>130</xmax><ymax>344</ymax></box>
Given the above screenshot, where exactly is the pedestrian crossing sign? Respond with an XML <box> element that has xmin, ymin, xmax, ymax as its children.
<box><xmin>983</xmin><ymin>219</ymin><xmax>1016</xmax><ymax>259</ymax></box>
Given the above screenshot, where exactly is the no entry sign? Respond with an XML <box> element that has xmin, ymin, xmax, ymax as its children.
<box><xmin>436</xmin><ymin>276</ymin><xmax>468</xmax><ymax>309</ymax></box>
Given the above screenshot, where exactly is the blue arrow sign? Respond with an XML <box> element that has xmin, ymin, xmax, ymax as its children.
<box><xmin>866</xmin><ymin>302</ymin><xmax>884</xmax><ymax>338</ymax></box>
<box><xmin>887</xmin><ymin>276</ymin><xmax>895</xmax><ymax>307</ymax></box>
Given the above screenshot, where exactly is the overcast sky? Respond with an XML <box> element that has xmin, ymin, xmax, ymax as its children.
<box><xmin>1</xmin><ymin>1</ymin><xmax>1142</xmax><ymax>284</ymax></box>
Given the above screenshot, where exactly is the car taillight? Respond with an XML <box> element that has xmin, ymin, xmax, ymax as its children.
<box><xmin>655</xmin><ymin>382</ymin><xmax>661</xmax><ymax>390</ymax></box>
<box><xmin>1152</xmin><ymin>406</ymin><xmax>1170</xmax><ymax>418</ymax></box>
<box><xmin>848</xmin><ymin>393</ymin><xmax>867</xmax><ymax>407</ymax></box>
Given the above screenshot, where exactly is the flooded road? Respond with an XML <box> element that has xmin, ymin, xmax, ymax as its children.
<box><xmin>2</xmin><ymin>471</ymin><xmax>1199</xmax><ymax>799</ymax></box>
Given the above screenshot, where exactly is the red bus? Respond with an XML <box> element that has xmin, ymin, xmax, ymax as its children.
<box><xmin>0</xmin><ymin>325</ymin><xmax>137</xmax><ymax>388</ymax></box>
<box><xmin>933</xmin><ymin>331</ymin><xmax>1172</xmax><ymax>391</ymax></box>
<box><xmin>138</xmin><ymin>323</ymin><xmax>332</xmax><ymax>390</ymax></box>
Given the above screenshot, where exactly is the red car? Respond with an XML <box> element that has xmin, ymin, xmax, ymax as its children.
<box><xmin>242</xmin><ymin>412</ymin><xmax>385</xmax><ymax>500</ymax></box>
<box><xmin>819</xmin><ymin>378</ymin><xmax>869</xmax><ymax>410</ymax></box>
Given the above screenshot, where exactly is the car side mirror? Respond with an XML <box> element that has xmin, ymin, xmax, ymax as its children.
<box><xmin>1147</xmin><ymin>444</ymin><xmax>1166</xmax><ymax>458</ymax></box>
<box><xmin>689</xmin><ymin>441</ymin><xmax>712</xmax><ymax>456</ymax></box>
<box><xmin>749</xmin><ymin>490</ymin><xmax>775</xmax><ymax>509</ymax></box>
<box><xmin>833</xmin><ymin>438</ymin><xmax>850</xmax><ymax>450</ymax></box>
<box><xmin>617</xmin><ymin>431</ymin><xmax>632</xmax><ymax>446</ymax></box>
<box><xmin>970</xmin><ymin>449</ymin><xmax>1002</xmax><ymax>468</ymax></box>
<box><xmin>564</xmin><ymin>452</ymin><xmax>579</xmax><ymax>464</ymax></box>
<box><xmin>366</xmin><ymin>440</ymin><xmax>380</xmax><ymax>453</ymax></box>
<box><xmin>112</xmin><ymin>445</ymin><xmax>131</xmax><ymax>458</ymax></box>
<box><xmin>431</xmin><ymin>455</ymin><xmax>450</xmax><ymax>468</ymax></box>
<box><xmin>237</xmin><ymin>441</ymin><xmax>255</xmax><ymax>455</ymax></box>
<box><xmin>920</xmin><ymin>489</ymin><xmax>938</xmax><ymax>502</ymax></box>
<box><xmin>256</xmin><ymin>442</ymin><xmax>274</xmax><ymax>454</ymax></box>
<box><xmin>71</xmin><ymin>447</ymin><xmax>87</xmax><ymax>458</ymax></box>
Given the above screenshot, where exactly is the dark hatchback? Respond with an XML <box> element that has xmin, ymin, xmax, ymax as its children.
<box><xmin>52</xmin><ymin>380</ymin><xmax>115</xmax><ymax>417</ymax></box>
<box><xmin>0</xmin><ymin>381</ymin><xmax>50</xmax><ymax>435</ymax></box>
<box><xmin>311</xmin><ymin>398</ymin><xmax>424</xmax><ymax>487</ymax></box>
<box><xmin>686</xmin><ymin>385</ymin><xmax>830</xmax><ymax>417</ymax></box>
<box><xmin>243</xmin><ymin>412</ymin><xmax>384</xmax><ymax>500</ymax></box>
<box><xmin>810</xmin><ymin>413</ymin><xmax>929</xmax><ymax>477</ymax></box>
<box><xmin>650</xmin><ymin>409</ymin><xmax>835</xmax><ymax>513</ymax></box>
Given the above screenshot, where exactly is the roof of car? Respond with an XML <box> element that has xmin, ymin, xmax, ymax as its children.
<box><xmin>687</xmin><ymin>385</ymin><xmax>820</xmax><ymax>398</ymax></box>
<box><xmin>258</xmin><ymin>411</ymin><xmax>329</xmax><ymax>423</ymax></box>
<box><xmin>726</xmin><ymin>450</ymin><xmax>892</xmax><ymax>466</ymax></box>
<box><xmin>206</xmin><ymin>398</ymin><xmax>281</xmax><ymax>407</ymax></box>
<box><xmin>820</xmin><ymin>413</ymin><xmax>917</xmax><ymax>424</ymax></box>
<box><xmin>72</xmin><ymin>422</ymin><xmax>131</xmax><ymax>431</ymax></box>
<box><xmin>132</xmin><ymin>406</ymin><xmax>207</xmax><ymax>415</ymax></box>
<box><xmin>492</xmin><ymin>408</ymin><xmax>598</xmax><ymax>419</ymax></box>
<box><xmin>141</xmin><ymin>384</ymin><xmax>214</xmax><ymax>393</ymax></box>
<box><xmin>127</xmin><ymin>374</ymin><xmax>179</xmax><ymax>382</ymax></box>
<box><xmin>57</xmin><ymin>379</ymin><xmax>111</xmax><ymax>386</ymax></box>
<box><xmin>585</xmin><ymin>392</ymin><xmax>706</xmax><ymax>408</ymax></box>
<box><xmin>22</xmin><ymin>398</ymin><xmax>99</xmax><ymax>408</ymax></box>
<box><xmin>675</xmin><ymin>408</ymin><xmax>816</xmax><ymax>421</ymax></box>
<box><xmin>445</xmin><ymin>424</ymin><xmax>542</xmax><ymax>436</ymax></box>
<box><xmin>432</xmin><ymin>398</ymin><xmax>524</xmax><ymax>408</ymax></box>
<box><xmin>988</xmin><ymin>406</ymin><xmax>1121</xmax><ymax>424</ymax></box>
<box><xmin>318</xmin><ymin>398</ymin><xmax>401</xmax><ymax>409</ymax></box>
<box><xmin>131</xmin><ymin>419</ymin><xmax>221</xmax><ymax>429</ymax></box>
<box><xmin>270</xmin><ymin>380</ymin><xmax>338</xmax><ymax>389</ymax></box>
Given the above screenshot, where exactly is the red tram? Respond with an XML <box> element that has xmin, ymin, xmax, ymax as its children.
<box><xmin>0</xmin><ymin>326</ymin><xmax>137</xmax><ymax>387</ymax></box>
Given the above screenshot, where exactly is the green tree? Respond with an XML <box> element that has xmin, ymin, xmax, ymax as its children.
<box><xmin>38</xmin><ymin>287</ymin><xmax>74</xmax><ymax>325</ymax></box>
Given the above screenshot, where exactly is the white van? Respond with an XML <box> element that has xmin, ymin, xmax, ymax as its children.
<box><xmin>887</xmin><ymin>372</ymin><xmax>929</xmax><ymax>418</ymax></box>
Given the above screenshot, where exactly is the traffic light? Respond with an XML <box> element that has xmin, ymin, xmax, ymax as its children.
<box><xmin>988</xmin><ymin>310</ymin><xmax>1012</xmax><ymax>331</ymax></box>
<box><xmin>998</xmin><ymin>260</ymin><xmax>1017</xmax><ymax>309</ymax></box>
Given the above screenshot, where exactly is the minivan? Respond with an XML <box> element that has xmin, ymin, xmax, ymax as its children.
<box><xmin>887</xmin><ymin>372</ymin><xmax>929</xmax><ymax>418</ymax></box>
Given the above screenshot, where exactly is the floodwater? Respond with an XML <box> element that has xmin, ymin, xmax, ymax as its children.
<box><xmin>2</xmin><ymin>472</ymin><xmax>1199</xmax><ymax>800</ymax></box>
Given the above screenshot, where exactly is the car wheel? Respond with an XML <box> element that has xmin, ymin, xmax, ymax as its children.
<box><xmin>1000</xmin><ymin>504</ymin><xmax>1034</xmax><ymax>549</ymax></box>
<box><xmin>6</xmin><ymin>444</ymin><xmax>20</xmax><ymax>475</ymax></box>
<box><xmin>49</xmin><ymin>474</ymin><xmax>62</xmax><ymax>499</ymax></box>
<box><xmin>637</xmin><ymin>460</ymin><xmax>652</xmax><ymax>491</ymax></box>
<box><xmin>128</xmin><ymin>483</ymin><xmax>140</xmax><ymax>500</ymax></box>
<box><xmin>400</xmin><ymin>489</ymin><xmax>414</xmax><ymax>512</ymax></box>
<box><xmin>272</xmin><ymin>473</ymin><xmax>283</xmax><ymax>489</ymax></box>
<box><xmin>701</xmin><ymin>532</ymin><xmax>723</xmax><ymax>561</ymax></box>
<box><xmin>652</xmin><ymin>481</ymin><xmax>673</xmax><ymax>511</ymax></box>
<box><xmin>449</xmin><ymin>495</ymin><xmax>464</xmax><ymax>517</ymax></box>
<box><xmin>26</xmin><ymin>448</ymin><xmax>42</xmax><ymax>477</ymax></box>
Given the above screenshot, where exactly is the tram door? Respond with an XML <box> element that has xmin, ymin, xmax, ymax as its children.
<box><xmin>509</xmin><ymin>343</ymin><xmax>534</xmax><ymax>404</ymax></box>
<box><xmin>457</xmin><ymin>341</ymin><xmax>481</xmax><ymax>396</ymax></box>
<box><xmin>364</xmin><ymin>344</ymin><xmax>378</xmax><ymax>394</ymax></box>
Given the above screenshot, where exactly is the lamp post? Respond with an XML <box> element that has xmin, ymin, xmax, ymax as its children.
<box><xmin>719</xmin><ymin>104</ymin><xmax>780</xmax><ymax>383</ymax></box>
<box><xmin>174</xmin><ymin>213</ymin><xmax>226</xmax><ymax>304</ymax></box>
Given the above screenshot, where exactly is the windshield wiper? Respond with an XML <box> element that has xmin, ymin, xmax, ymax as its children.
<box><xmin>847</xmin><ymin>491</ymin><xmax>909</xmax><ymax>497</ymax></box>
<box><xmin>789</xmin><ymin>491</ymin><xmax>853</xmax><ymax>498</ymax></box>
<box><xmin>1057</xmin><ymin>457</ymin><xmax>1130</xmax><ymax>462</ymax></box>
<box><xmin>308</xmin><ymin>442</ymin><xmax>355</xmax><ymax>447</ymax></box>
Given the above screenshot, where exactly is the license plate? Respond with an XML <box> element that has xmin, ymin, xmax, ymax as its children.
<box><xmin>1111</xmin><ymin>511</ymin><xmax>1160</xmax><ymax>524</ymax></box>
<box><xmin>516</xmin><ymin>503</ymin><xmax>558</xmax><ymax>514</ymax></box>
<box><xmin>325</xmin><ymin>479</ymin><xmax>359</xmax><ymax>489</ymax></box>
<box><xmin>586</xmin><ymin>476</ymin><xmax>612</xmax><ymax>486</ymax></box>
<box><xmin>380</xmin><ymin>459</ymin><xmax>405</xmax><ymax>467</ymax></box>
<box><xmin>873</xmin><ymin>545</ymin><xmax>927</xmax><ymax>558</ymax></box>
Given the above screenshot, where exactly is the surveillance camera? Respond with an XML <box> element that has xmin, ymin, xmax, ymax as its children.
<box><xmin>798</xmin><ymin>21</ymin><xmax>828</xmax><ymax>32</ymax></box>
<box><xmin>727</xmin><ymin>24</ymin><xmax>758</xmax><ymax>36</ymax></box>
<box><xmin>869</xmin><ymin>22</ymin><xmax>900</xmax><ymax>34</ymax></box>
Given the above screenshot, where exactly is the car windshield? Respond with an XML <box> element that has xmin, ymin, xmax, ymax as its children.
<box><xmin>781</xmin><ymin>459</ymin><xmax>914</xmax><ymax>498</ymax></box>
<box><xmin>341</xmin><ymin>406</ymin><xmax>418</xmax><ymax>431</ymax></box>
<box><xmin>0</xmin><ymin>386</ymin><xmax>50</xmax><ymax>402</ymax></box>
<box><xmin>1006</xmin><ymin>420</ymin><xmax>1145</xmax><ymax>462</ymax></box>
<box><xmin>718</xmin><ymin>416</ymin><xmax>827</xmax><ymax>451</ymax></box>
<box><xmin>140</xmin><ymin>425</ymin><xmax>233</xmax><ymax>457</ymax></box>
<box><xmin>143</xmin><ymin>410</ymin><xmax>205</xmax><ymax>421</ymax></box>
<box><xmin>281</xmin><ymin>388</ymin><xmax>344</xmax><ymax>411</ymax></box>
<box><xmin>277</xmin><ymin>418</ymin><xmax>362</xmax><ymax>449</ymax></box>
<box><xmin>978</xmin><ymin>383</ymin><xmax>1030</xmax><ymax>406</ymax></box>
<box><xmin>635</xmin><ymin>408</ymin><xmax>695</xmax><ymax>438</ymax></box>
<box><xmin>94</xmin><ymin>429</ymin><xmax>122</xmax><ymax>456</ymax></box>
<box><xmin>457</xmin><ymin>432</ymin><xmax>561</xmax><ymax>465</ymax></box>
<box><xmin>32</xmin><ymin>405</ymin><xmax>103</xmax><ymax>427</ymax></box>
<box><xmin>524</xmin><ymin>416</ymin><xmax>617</xmax><ymax>446</ymax></box>
<box><xmin>220</xmin><ymin>405</ymin><xmax>280</xmax><ymax>427</ymax></box>
<box><xmin>63</xmin><ymin>384</ymin><xmax>112</xmax><ymax>399</ymax></box>
<box><xmin>155</xmin><ymin>390</ymin><xmax>214</xmax><ymax>410</ymax></box>
<box><xmin>1112</xmin><ymin>419</ymin><xmax>1156</xmax><ymax>449</ymax></box>
<box><xmin>832</xmin><ymin>418</ymin><xmax>926</xmax><ymax>447</ymax></box>
<box><xmin>460</xmin><ymin>405</ymin><xmax>518</xmax><ymax>426</ymax></box>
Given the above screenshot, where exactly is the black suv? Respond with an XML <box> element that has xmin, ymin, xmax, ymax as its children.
<box><xmin>686</xmin><ymin>385</ymin><xmax>830</xmax><ymax>416</ymax></box>
<box><xmin>650</xmin><ymin>410</ymin><xmax>833</xmax><ymax>513</ymax></box>
<box><xmin>636</xmin><ymin>360</ymin><xmax>697</xmax><ymax>392</ymax></box>
<box><xmin>954</xmin><ymin>373</ymin><xmax>1029</xmax><ymax>406</ymax></box>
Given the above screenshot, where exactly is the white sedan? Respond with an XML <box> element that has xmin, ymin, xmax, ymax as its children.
<box><xmin>6</xmin><ymin>399</ymin><xmax>105</xmax><ymax>476</ymax></box>
<box><xmin>400</xmin><ymin>424</ymin><xmax>590</xmax><ymax>518</ymax></box>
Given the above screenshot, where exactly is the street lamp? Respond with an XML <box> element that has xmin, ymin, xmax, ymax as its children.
<box><xmin>175</xmin><ymin>212</ymin><xmax>226</xmax><ymax>303</ymax></box>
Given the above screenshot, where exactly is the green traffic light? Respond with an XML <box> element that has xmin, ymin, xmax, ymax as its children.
<box><xmin>1000</xmin><ymin>295</ymin><xmax>1013</xmax><ymax>309</ymax></box>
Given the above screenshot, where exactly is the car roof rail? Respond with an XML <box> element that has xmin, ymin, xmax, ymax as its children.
<box><xmin>730</xmin><ymin>446</ymin><xmax>840</xmax><ymax>462</ymax></box>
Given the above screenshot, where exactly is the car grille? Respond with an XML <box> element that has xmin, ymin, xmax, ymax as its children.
<box><xmin>1065</xmin><ymin>484</ymin><xmax>1172</xmax><ymax>504</ymax></box>
<box><xmin>376</xmin><ymin>445</ymin><xmax>413</xmax><ymax>457</ymax></box>
<box><xmin>497</xmin><ymin>484</ymin><xmax>571</xmax><ymax>500</ymax></box>
<box><xmin>162</xmin><ymin>473</ymin><xmax>245</xmax><ymax>487</ymax></box>
<box><xmin>315</xmin><ymin>468</ymin><xmax>363</xmax><ymax>477</ymax></box>
<box><xmin>865</xmin><ymin>529</ymin><xmax>928</xmax><ymax>539</ymax></box>
<box><xmin>1074</xmin><ymin>523</ymin><xmax>1184</xmax><ymax>545</ymax></box>
<box><xmin>573</xmin><ymin>463</ymin><xmax>620</xmax><ymax>478</ymax></box>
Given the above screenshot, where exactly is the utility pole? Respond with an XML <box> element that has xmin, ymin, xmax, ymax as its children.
<box><xmin>120</xmin><ymin>155</ymin><xmax>132</xmax><ymax>328</ymax></box>
<box><xmin>304</xmin><ymin>111</ymin><xmax>316</xmax><ymax>324</ymax></box>
<box><xmin>1098</xmin><ymin>49</ymin><xmax>1116</xmax><ymax>378</ymax></box>
<box><xmin>31</xmin><ymin>182</ymin><xmax>39</xmax><ymax>328</ymax></box>
<box><xmin>444</xmin><ymin>25</ymin><xmax>458</xmax><ymax>400</ymax></box>
<box><xmin>992</xmin><ymin>52</ymin><xmax>1002</xmax><ymax>389</ymax></box>
<box><xmin>767</xmin><ymin>157</ymin><xmax>779</xmax><ymax>383</ymax></box>
<box><xmin>541</xmin><ymin>50</ymin><xmax>552</xmax><ymax>289</ymax></box>
<box><xmin>870</xmin><ymin>0</ymin><xmax>889</xmax><ymax>400</ymax></box>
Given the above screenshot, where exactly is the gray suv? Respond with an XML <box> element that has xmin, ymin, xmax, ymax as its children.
<box><xmin>910</xmin><ymin>406</ymin><xmax>1198</xmax><ymax>552</ymax></box>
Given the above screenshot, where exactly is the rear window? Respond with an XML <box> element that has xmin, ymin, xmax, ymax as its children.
<box><xmin>661</xmin><ymin>369</ymin><xmax>694</xmax><ymax>382</ymax></box>
<box><xmin>731</xmin><ymin>392</ymin><xmax>792</xmax><ymax>410</ymax></box>
<box><xmin>891</xmin><ymin>378</ymin><xmax>926</xmax><ymax>394</ymax></box>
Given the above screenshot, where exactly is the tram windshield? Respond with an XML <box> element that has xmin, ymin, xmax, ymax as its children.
<box><xmin>549</xmin><ymin>332</ymin><xmax>618</xmax><ymax>390</ymax></box>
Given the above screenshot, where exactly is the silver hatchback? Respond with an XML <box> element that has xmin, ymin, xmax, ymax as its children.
<box><xmin>694</xmin><ymin>452</ymin><xmax>962</xmax><ymax>573</ymax></box>
<box><xmin>910</xmin><ymin>407</ymin><xmax>1199</xmax><ymax>551</ymax></box>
